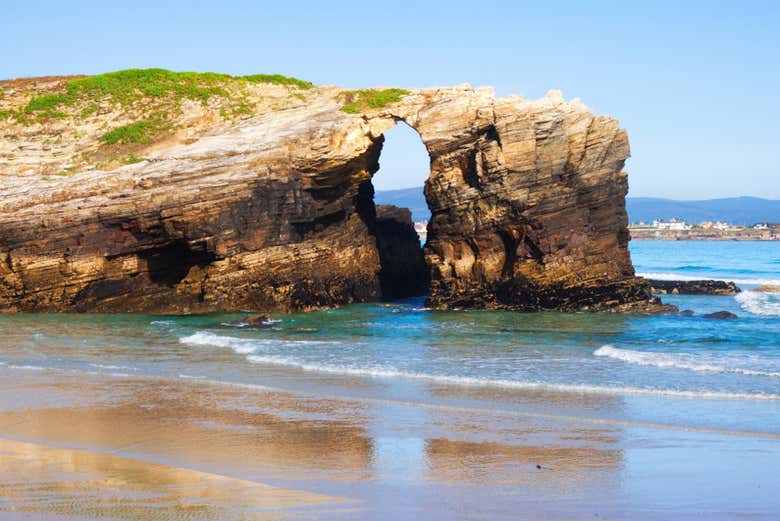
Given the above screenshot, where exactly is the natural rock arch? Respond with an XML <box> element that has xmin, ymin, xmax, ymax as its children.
<box><xmin>0</xmin><ymin>84</ymin><xmax>653</xmax><ymax>313</ymax></box>
<box><xmin>367</xmin><ymin>86</ymin><xmax>646</xmax><ymax>310</ymax></box>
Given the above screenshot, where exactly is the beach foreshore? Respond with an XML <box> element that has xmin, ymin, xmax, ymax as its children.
<box><xmin>0</xmin><ymin>366</ymin><xmax>778</xmax><ymax>520</ymax></box>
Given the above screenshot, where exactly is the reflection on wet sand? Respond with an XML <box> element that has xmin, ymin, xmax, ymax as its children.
<box><xmin>0</xmin><ymin>370</ymin><xmax>633</xmax><ymax>519</ymax></box>
<box><xmin>0</xmin><ymin>376</ymin><xmax>375</xmax><ymax>483</ymax></box>
<box><xmin>0</xmin><ymin>437</ymin><xmax>347</xmax><ymax>521</ymax></box>
<box><xmin>424</xmin><ymin>438</ymin><xmax>622</xmax><ymax>484</ymax></box>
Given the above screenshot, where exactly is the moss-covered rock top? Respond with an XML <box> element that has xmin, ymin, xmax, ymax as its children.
<box><xmin>0</xmin><ymin>69</ymin><xmax>417</xmax><ymax>179</ymax></box>
<box><xmin>0</xmin><ymin>69</ymin><xmax>319</xmax><ymax>175</ymax></box>
<box><xmin>340</xmin><ymin>88</ymin><xmax>411</xmax><ymax>113</ymax></box>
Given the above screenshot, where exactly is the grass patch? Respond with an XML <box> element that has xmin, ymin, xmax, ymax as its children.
<box><xmin>341</xmin><ymin>88</ymin><xmax>411</xmax><ymax>114</ymax></box>
<box><xmin>23</xmin><ymin>69</ymin><xmax>314</xmax><ymax>118</ymax></box>
<box><xmin>102</xmin><ymin>121</ymin><xmax>158</xmax><ymax>145</ymax></box>
<box><xmin>80</xmin><ymin>102</ymin><xmax>99</xmax><ymax>118</ymax></box>
<box><xmin>243</xmin><ymin>74</ymin><xmax>312</xmax><ymax>90</ymax></box>
<box><xmin>124</xmin><ymin>154</ymin><xmax>144</xmax><ymax>164</ymax></box>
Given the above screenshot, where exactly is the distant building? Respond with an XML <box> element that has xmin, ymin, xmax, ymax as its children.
<box><xmin>754</xmin><ymin>223</ymin><xmax>769</xmax><ymax>230</ymax></box>
<box><xmin>652</xmin><ymin>218</ymin><xmax>691</xmax><ymax>231</ymax></box>
<box><xmin>414</xmin><ymin>221</ymin><xmax>428</xmax><ymax>241</ymax></box>
<box><xmin>712</xmin><ymin>221</ymin><xmax>732</xmax><ymax>231</ymax></box>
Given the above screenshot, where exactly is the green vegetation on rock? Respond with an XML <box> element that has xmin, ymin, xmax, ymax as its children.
<box><xmin>6</xmin><ymin>67</ymin><xmax>314</xmax><ymax>163</ymax></box>
<box><xmin>124</xmin><ymin>154</ymin><xmax>145</xmax><ymax>164</ymax></box>
<box><xmin>341</xmin><ymin>88</ymin><xmax>411</xmax><ymax>114</ymax></box>
<box><xmin>23</xmin><ymin>68</ymin><xmax>313</xmax><ymax>118</ymax></box>
<box><xmin>102</xmin><ymin>121</ymin><xmax>158</xmax><ymax>145</ymax></box>
<box><xmin>243</xmin><ymin>74</ymin><xmax>313</xmax><ymax>90</ymax></box>
<box><xmin>80</xmin><ymin>102</ymin><xmax>99</xmax><ymax>118</ymax></box>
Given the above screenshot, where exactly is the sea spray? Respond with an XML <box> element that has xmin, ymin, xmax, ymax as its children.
<box><xmin>735</xmin><ymin>291</ymin><xmax>780</xmax><ymax>317</ymax></box>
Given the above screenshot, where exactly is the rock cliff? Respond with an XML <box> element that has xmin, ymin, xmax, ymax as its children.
<box><xmin>0</xmin><ymin>70</ymin><xmax>656</xmax><ymax>313</ymax></box>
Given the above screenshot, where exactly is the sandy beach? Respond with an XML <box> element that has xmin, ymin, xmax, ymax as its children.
<box><xmin>0</xmin><ymin>363</ymin><xmax>777</xmax><ymax>520</ymax></box>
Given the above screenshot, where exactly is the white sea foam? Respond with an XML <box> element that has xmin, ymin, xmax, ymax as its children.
<box><xmin>735</xmin><ymin>291</ymin><xmax>780</xmax><ymax>317</ymax></box>
<box><xmin>6</xmin><ymin>364</ymin><xmax>45</xmax><ymax>371</ymax></box>
<box><xmin>234</xmin><ymin>318</ymin><xmax>282</xmax><ymax>325</ymax></box>
<box><xmin>181</xmin><ymin>332</ymin><xmax>780</xmax><ymax>401</ymax></box>
<box><xmin>637</xmin><ymin>272</ymin><xmax>780</xmax><ymax>286</ymax></box>
<box><xmin>89</xmin><ymin>363</ymin><xmax>134</xmax><ymax>371</ymax></box>
<box><xmin>243</xmin><ymin>354</ymin><xmax>780</xmax><ymax>401</ymax></box>
<box><xmin>179</xmin><ymin>331</ymin><xmax>337</xmax><ymax>355</ymax></box>
<box><xmin>594</xmin><ymin>345</ymin><xmax>780</xmax><ymax>378</ymax></box>
<box><xmin>181</xmin><ymin>331</ymin><xmax>259</xmax><ymax>353</ymax></box>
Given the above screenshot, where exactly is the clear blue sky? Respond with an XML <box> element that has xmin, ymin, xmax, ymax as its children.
<box><xmin>3</xmin><ymin>1</ymin><xmax>778</xmax><ymax>198</ymax></box>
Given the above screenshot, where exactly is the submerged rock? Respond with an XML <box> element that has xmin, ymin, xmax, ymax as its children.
<box><xmin>244</xmin><ymin>314</ymin><xmax>272</xmax><ymax>327</ymax></box>
<box><xmin>0</xmin><ymin>75</ymin><xmax>655</xmax><ymax>313</ymax></box>
<box><xmin>702</xmin><ymin>311</ymin><xmax>738</xmax><ymax>320</ymax></box>
<box><xmin>648</xmin><ymin>280</ymin><xmax>741</xmax><ymax>296</ymax></box>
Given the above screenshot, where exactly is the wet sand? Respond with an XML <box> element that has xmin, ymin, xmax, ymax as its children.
<box><xmin>0</xmin><ymin>437</ymin><xmax>347</xmax><ymax>520</ymax></box>
<box><xmin>0</xmin><ymin>367</ymin><xmax>778</xmax><ymax>520</ymax></box>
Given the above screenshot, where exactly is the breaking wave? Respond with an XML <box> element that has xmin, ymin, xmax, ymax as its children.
<box><xmin>594</xmin><ymin>345</ymin><xmax>780</xmax><ymax>378</ymax></box>
<box><xmin>179</xmin><ymin>332</ymin><xmax>780</xmax><ymax>401</ymax></box>
<box><xmin>242</xmin><ymin>354</ymin><xmax>780</xmax><ymax>401</ymax></box>
<box><xmin>735</xmin><ymin>291</ymin><xmax>780</xmax><ymax>316</ymax></box>
<box><xmin>180</xmin><ymin>331</ymin><xmax>338</xmax><ymax>354</ymax></box>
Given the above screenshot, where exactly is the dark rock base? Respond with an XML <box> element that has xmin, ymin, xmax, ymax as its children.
<box><xmin>648</xmin><ymin>279</ymin><xmax>740</xmax><ymax>296</ymax></box>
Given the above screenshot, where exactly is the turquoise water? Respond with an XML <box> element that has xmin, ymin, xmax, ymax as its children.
<box><xmin>632</xmin><ymin>240</ymin><xmax>780</xmax><ymax>287</ymax></box>
<box><xmin>0</xmin><ymin>241</ymin><xmax>778</xmax><ymax>435</ymax></box>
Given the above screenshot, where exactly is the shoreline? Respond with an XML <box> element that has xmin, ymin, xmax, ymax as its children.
<box><xmin>0</xmin><ymin>365</ymin><xmax>778</xmax><ymax>519</ymax></box>
<box><xmin>630</xmin><ymin>233</ymin><xmax>779</xmax><ymax>241</ymax></box>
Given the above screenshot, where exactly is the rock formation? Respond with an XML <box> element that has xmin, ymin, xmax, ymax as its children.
<box><xmin>649</xmin><ymin>279</ymin><xmax>741</xmax><ymax>296</ymax></box>
<box><xmin>373</xmin><ymin>204</ymin><xmax>429</xmax><ymax>300</ymax></box>
<box><xmin>0</xmin><ymin>71</ymin><xmax>657</xmax><ymax>313</ymax></box>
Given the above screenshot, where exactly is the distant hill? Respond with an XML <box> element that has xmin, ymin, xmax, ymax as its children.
<box><xmin>626</xmin><ymin>197</ymin><xmax>780</xmax><ymax>225</ymax></box>
<box><xmin>375</xmin><ymin>188</ymin><xmax>780</xmax><ymax>226</ymax></box>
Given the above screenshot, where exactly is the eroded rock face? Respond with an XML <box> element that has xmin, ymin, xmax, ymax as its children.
<box><xmin>384</xmin><ymin>88</ymin><xmax>650</xmax><ymax>311</ymax></box>
<box><xmin>0</xmin><ymin>82</ymin><xmax>654</xmax><ymax>313</ymax></box>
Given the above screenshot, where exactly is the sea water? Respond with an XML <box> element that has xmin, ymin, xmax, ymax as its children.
<box><xmin>0</xmin><ymin>241</ymin><xmax>778</xmax><ymax>436</ymax></box>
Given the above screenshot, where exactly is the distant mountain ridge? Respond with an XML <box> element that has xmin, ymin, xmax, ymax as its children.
<box><xmin>627</xmin><ymin>197</ymin><xmax>780</xmax><ymax>225</ymax></box>
<box><xmin>375</xmin><ymin>187</ymin><xmax>780</xmax><ymax>226</ymax></box>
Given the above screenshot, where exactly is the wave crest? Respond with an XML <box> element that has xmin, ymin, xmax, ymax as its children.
<box><xmin>594</xmin><ymin>345</ymin><xmax>780</xmax><ymax>378</ymax></box>
<box><xmin>179</xmin><ymin>331</ymin><xmax>338</xmax><ymax>355</ymax></box>
<box><xmin>735</xmin><ymin>291</ymin><xmax>780</xmax><ymax>317</ymax></box>
<box><xmin>243</xmin><ymin>354</ymin><xmax>780</xmax><ymax>401</ymax></box>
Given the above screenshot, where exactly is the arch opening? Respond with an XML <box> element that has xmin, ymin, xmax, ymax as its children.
<box><xmin>370</xmin><ymin>121</ymin><xmax>432</xmax><ymax>301</ymax></box>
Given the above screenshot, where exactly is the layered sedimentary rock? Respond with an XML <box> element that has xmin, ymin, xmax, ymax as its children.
<box><xmin>0</xmin><ymin>75</ymin><xmax>655</xmax><ymax>313</ymax></box>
